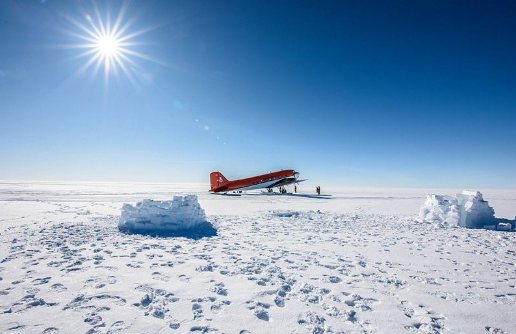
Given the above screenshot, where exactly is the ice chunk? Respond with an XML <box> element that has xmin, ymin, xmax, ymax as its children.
<box><xmin>457</xmin><ymin>191</ymin><xmax>496</xmax><ymax>228</ymax></box>
<box><xmin>118</xmin><ymin>195</ymin><xmax>206</xmax><ymax>233</ymax></box>
<box><xmin>419</xmin><ymin>191</ymin><xmax>496</xmax><ymax>229</ymax></box>
<box><xmin>418</xmin><ymin>195</ymin><xmax>460</xmax><ymax>226</ymax></box>
<box><xmin>497</xmin><ymin>223</ymin><xmax>512</xmax><ymax>231</ymax></box>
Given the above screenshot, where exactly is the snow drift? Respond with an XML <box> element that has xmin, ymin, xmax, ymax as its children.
<box><xmin>118</xmin><ymin>195</ymin><xmax>206</xmax><ymax>233</ymax></box>
<box><xmin>419</xmin><ymin>191</ymin><xmax>498</xmax><ymax>229</ymax></box>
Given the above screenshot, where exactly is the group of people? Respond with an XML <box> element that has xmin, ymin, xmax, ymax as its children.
<box><xmin>268</xmin><ymin>185</ymin><xmax>321</xmax><ymax>195</ymax></box>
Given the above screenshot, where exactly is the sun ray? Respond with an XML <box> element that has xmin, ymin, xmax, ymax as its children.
<box><xmin>106</xmin><ymin>6</ymin><xmax>111</xmax><ymax>36</ymax></box>
<box><xmin>104</xmin><ymin>55</ymin><xmax>111</xmax><ymax>87</ymax></box>
<box><xmin>112</xmin><ymin>13</ymin><xmax>143</xmax><ymax>40</ymax></box>
<box><xmin>117</xmin><ymin>47</ymin><xmax>166</xmax><ymax>65</ymax></box>
<box><xmin>116</xmin><ymin>51</ymin><xmax>141</xmax><ymax>71</ymax></box>
<box><xmin>92</xmin><ymin>54</ymin><xmax>104</xmax><ymax>79</ymax></box>
<box><xmin>84</xmin><ymin>14</ymin><xmax>104</xmax><ymax>39</ymax></box>
<box><xmin>114</xmin><ymin>56</ymin><xmax>134</xmax><ymax>84</ymax></box>
<box><xmin>117</xmin><ymin>41</ymin><xmax>148</xmax><ymax>47</ymax></box>
<box><xmin>60</xmin><ymin>29</ymin><xmax>98</xmax><ymax>44</ymax></box>
<box><xmin>69</xmin><ymin>48</ymin><xmax>99</xmax><ymax>61</ymax></box>
<box><xmin>63</xmin><ymin>15</ymin><xmax>100</xmax><ymax>41</ymax></box>
<box><xmin>60</xmin><ymin>43</ymin><xmax>96</xmax><ymax>49</ymax></box>
<box><xmin>75</xmin><ymin>35</ymin><xmax>98</xmax><ymax>44</ymax></box>
<box><xmin>76</xmin><ymin>51</ymin><xmax>102</xmax><ymax>75</ymax></box>
<box><xmin>111</xmin><ymin>0</ymin><xmax>129</xmax><ymax>36</ymax></box>
<box><xmin>93</xmin><ymin>2</ymin><xmax>107</xmax><ymax>37</ymax></box>
<box><xmin>116</xmin><ymin>24</ymin><xmax>162</xmax><ymax>43</ymax></box>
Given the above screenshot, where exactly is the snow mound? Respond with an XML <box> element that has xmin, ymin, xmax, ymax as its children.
<box><xmin>118</xmin><ymin>195</ymin><xmax>206</xmax><ymax>233</ymax></box>
<box><xmin>419</xmin><ymin>191</ymin><xmax>496</xmax><ymax>228</ymax></box>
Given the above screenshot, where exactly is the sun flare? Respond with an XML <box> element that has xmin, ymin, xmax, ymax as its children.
<box><xmin>63</xmin><ymin>2</ymin><xmax>158</xmax><ymax>87</ymax></box>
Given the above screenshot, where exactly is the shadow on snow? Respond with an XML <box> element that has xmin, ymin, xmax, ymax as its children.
<box><xmin>216</xmin><ymin>193</ymin><xmax>332</xmax><ymax>199</ymax></box>
<box><xmin>118</xmin><ymin>221</ymin><xmax>218</xmax><ymax>240</ymax></box>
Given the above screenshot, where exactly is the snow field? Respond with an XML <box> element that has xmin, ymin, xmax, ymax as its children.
<box><xmin>0</xmin><ymin>182</ymin><xmax>515</xmax><ymax>333</ymax></box>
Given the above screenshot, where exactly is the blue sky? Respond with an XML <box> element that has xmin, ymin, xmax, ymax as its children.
<box><xmin>0</xmin><ymin>0</ymin><xmax>515</xmax><ymax>188</ymax></box>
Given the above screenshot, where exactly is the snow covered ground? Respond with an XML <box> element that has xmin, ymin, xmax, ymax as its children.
<box><xmin>0</xmin><ymin>181</ymin><xmax>515</xmax><ymax>333</ymax></box>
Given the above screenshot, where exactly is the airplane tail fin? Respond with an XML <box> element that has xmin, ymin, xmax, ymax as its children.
<box><xmin>210</xmin><ymin>171</ymin><xmax>229</xmax><ymax>191</ymax></box>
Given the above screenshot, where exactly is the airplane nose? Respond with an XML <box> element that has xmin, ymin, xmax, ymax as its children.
<box><xmin>294</xmin><ymin>172</ymin><xmax>300</xmax><ymax>178</ymax></box>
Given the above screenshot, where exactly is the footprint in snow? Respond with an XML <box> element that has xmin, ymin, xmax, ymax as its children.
<box><xmin>192</xmin><ymin>303</ymin><xmax>204</xmax><ymax>320</ymax></box>
<box><xmin>32</xmin><ymin>277</ymin><xmax>51</xmax><ymax>285</ymax></box>
<box><xmin>152</xmin><ymin>271</ymin><xmax>170</xmax><ymax>281</ymax></box>
<box><xmin>485</xmin><ymin>326</ymin><xmax>507</xmax><ymax>334</ymax></box>
<box><xmin>105</xmin><ymin>320</ymin><xmax>131</xmax><ymax>333</ymax></box>
<box><xmin>50</xmin><ymin>283</ymin><xmax>67</xmax><ymax>292</ymax></box>
<box><xmin>401</xmin><ymin>301</ymin><xmax>445</xmax><ymax>333</ymax></box>
<box><xmin>246</xmin><ymin>300</ymin><xmax>270</xmax><ymax>321</ymax></box>
<box><xmin>297</xmin><ymin>311</ymin><xmax>326</xmax><ymax>333</ymax></box>
<box><xmin>344</xmin><ymin>294</ymin><xmax>379</xmax><ymax>312</ymax></box>
<box><xmin>210</xmin><ymin>300</ymin><xmax>231</xmax><ymax>314</ymax></box>
<box><xmin>210</xmin><ymin>282</ymin><xmax>227</xmax><ymax>296</ymax></box>
<box><xmin>189</xmin><ymin>325</ymin><xmax>219</xmax><ymax>332</ymax></box>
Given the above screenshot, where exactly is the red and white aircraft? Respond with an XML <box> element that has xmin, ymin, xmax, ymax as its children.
<box><xmin>210</xmin><ymin>169</ymin><xmax>305</xmax><ymax>193</ymax></box>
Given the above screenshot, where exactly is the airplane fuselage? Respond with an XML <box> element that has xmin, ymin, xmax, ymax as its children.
<box><xmin>210</xmin><ymin>169</ymin><xmax>300</xmax><ymax>193</ymax></box>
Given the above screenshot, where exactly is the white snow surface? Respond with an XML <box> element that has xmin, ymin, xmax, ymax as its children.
<box><xmin>118</xmin><ymin>196</ymin><xmax>206</xmax><ymax>233</ymax></box>
<box><xmin>1</xmin><ymin>181</ymin><xmax>516</xmax><ymax>333</ymax></box>
<box><xmin>419</xmin><ymin>191</ymin><xmax>501</xmax><ymax>228</ymax></box>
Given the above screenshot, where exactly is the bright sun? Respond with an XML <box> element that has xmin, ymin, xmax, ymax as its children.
<box><xmin>64</xmin><ymin>2</ymin><xmax>157</xmax><ymax>86</ymax></box>
<box><xmin>96</xmin><ymin>35</ymin><xmax>120</xmax><ymax>57</ymax></box>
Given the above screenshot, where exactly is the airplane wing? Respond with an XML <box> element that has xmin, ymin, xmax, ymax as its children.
<box><xmin>267</xmin><ymin>178</ymin><xmax>307</xmax><ymax>188</ymax></box>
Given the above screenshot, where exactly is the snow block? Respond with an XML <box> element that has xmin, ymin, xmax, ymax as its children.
<box><xmin>456</xmin><ymin>191</ymin><xmax>496</xmax><ymax>228</ymax></box>
<box><xmin>419</xmin><ymin>191</ymin><xmax>496</xmax><ymax>229</ymax></box>
<box><xmin>418</xmin><ymin>195</ymin><xmax>461</xmax><ymax>226</ymax></box>
<box><xmin>118</xmin><ymin>195</ymin><xmax>206</xmax><ymax>233</ymax></box>
<box><xmin>497</xmin><ymin>223</ymin><xmax>512</xmax><ymax>231</ymax></box>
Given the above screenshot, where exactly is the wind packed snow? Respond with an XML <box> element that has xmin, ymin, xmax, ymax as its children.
<box><xmin>118</xmin><ymin>195</ymin><xmax>206</xmax><ymax>233</ymax></box>
<box><xmin>419</xmin><ymin>191</ymin><xmax>500</xmax><ymax>228</ymax></box>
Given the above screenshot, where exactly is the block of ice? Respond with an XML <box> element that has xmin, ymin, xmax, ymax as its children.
<box><xmin>418</xmin><ymin>195</ymin><xmax>461</xmax><ymax>226</ymax></box>
<box><xmin>118</xmin><ymin>195</ymin><xmax>206</xmax><ymax>233</ymax></box>
<box><xmin>457</xmin><ymin>191</ymin><xmax>496</xmax><ymax>228</ymax></box>
<box><xmin>419</xmin><ymin>191</ymin><xmax>496</xmax><ymax>229</ymax></box>
<box><xmin>497</xmin><ymin>223</ymin><xmax>512</xmax><ymax>231</ymax></box>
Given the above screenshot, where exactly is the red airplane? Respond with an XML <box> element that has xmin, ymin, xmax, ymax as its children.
<box><xmin>210</xmin><ymin>169</ymin><xmax>305</xmax><ymax>193</ymax></box>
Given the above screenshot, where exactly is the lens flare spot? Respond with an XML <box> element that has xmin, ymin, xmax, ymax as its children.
<box><xmin>174</xmin><ymin>101</ymin><xmax>184</xmax><ymax>110</ymax></box>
